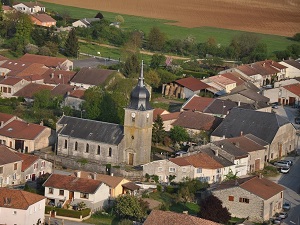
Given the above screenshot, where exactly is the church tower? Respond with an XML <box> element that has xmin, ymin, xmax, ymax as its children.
<box><xmin>123</xmin><ymin>61</ymin><xmax>153</xmax><ymax>166</ymax></box>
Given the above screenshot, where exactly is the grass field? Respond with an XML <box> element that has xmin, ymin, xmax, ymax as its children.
<box><xmin>36</xmin><ymin>1</ymin><xmax>299</xmax><ymax>54</ymax></box>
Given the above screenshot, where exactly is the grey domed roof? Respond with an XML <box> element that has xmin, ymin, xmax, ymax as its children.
<box><xmin>128</xmin><ymin>62</ymin><xmax>152</xmax><ymax>111</ymax></box>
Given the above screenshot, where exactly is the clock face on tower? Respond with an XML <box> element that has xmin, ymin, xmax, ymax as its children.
<box><xmin>131</xmin><ymin>112</ymin><xmax>136</xmax><ymax>118</ymax></box>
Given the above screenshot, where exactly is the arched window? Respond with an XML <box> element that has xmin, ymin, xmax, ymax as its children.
<box><xmin>75</xmin><ymin>142</ymin><xmax>78</xmax><ymax>151</ymax></box>
<box><xmin>64</xmin><ymin>140</ymin><xmax>67</xmax><ymax>149</ymax></box>
<box><xmin>97</xmin><ymin>146</ymin><xmax>100</xmax><ymax>155</ymax></box>
<box><xmin>86</xmin><ymin>144</ymin><xmax>89</xmax><ymax>153</ymax></box>
<box><xmin>108</xmin><ymin>147</ymin><xmax>112</xmax><ymax>157</ymax></box>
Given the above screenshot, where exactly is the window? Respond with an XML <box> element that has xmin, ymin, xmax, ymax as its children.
<box><xmin>0</xmin><ymin>167</ymin><xmax>3</xmax><ymax>174</ymax></box>
<box><xmin>64</xmin><ymin>140</ymin><xmax>68</xmax><ymax>149</ymax></box>
<box><xmin>41</xmin><ymin>161</ymin><xmax>45</xmax><ymax>168</ymax></box>
<box><xmin>75</xmin><ymin>142</ymin><xmax>78</xmax><ymax>151</ymax></box>
<box><xmin>216</xmin><ymin>168</ymin><xmax>221</xmax><ymax>173</ymax></box>
<box><xmin>14</xmin><ymin>163</ymin><xmax>17</xmax><ymax>170</ymax></box>
<box><xmin>169</xmin><ymin>167</ymin><xmax>176</xmax><ymax>172</ymax></box>
<box><xmin>97</xmin><ymin>146</ymin><xmax>101</xmax><ymax>155</ymax></box>
<box><xmin>49</xmin><ymin>188</ymin><xmax>53</xmax><ymax>194</ymax></box>
<box><xmin>13</xmin><ymin>173</ymin><xmax>16</xmax><ymax>180</ymax></box>
<box><xmin>197</xmin><ymin>168</ymin><xmax>202</xmax><ymax>173</ymax></box>
<box><xmin>86</xmin><ymin>143</ymin><xmax>89</xmax><ymax>153</ymax></box>
<box><xmin>239</xmin><ymin>197</ymin><xmax>249</xmax><ymax>203</ymax></box>
<box><xmin>108</xmin><ymin>147</ymin><xmax>112</xmax><ymax>157</ymax></box>
<box><xmin>280</xmin><ymin>192</ymin><xmax>283</xmax><ymax>198</ymax></box>
<box><xmin>59</xmin><ymin>190</ymin><xmax>64</xmax><ymax>196</ymax></box>
<box><xmin>228</xmin><ymin>196</ymin><xmax>234</xmax><ymax>201</ymax></box>
<box><xmin>158</xmin><ymin>167</ymin><xmax>163</xmax><ymax>172</ymax></box>
<box><xmin>80</xmin><ymin>192</ymin><xmax>89</xmax><ymax>199</ymax></box>
<box><xmin>34</xmin><ymin>163</ymin><xmax>38</xmax><ymax>170</ymax></box>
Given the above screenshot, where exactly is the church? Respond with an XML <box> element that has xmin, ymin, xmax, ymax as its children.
<box><xmin>56</xmin><ymin>62</ymin><xmax>153</xmax><ymax>166</ymax></box>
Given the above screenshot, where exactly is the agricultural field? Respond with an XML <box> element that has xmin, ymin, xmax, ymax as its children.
<box><xmin>37</xmin><ymin>0</ymin><xmax>300</xmax><ymax>53</ymax></box>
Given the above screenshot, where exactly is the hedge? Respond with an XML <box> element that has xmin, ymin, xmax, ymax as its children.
<box><xmin>45</xmin><ymin>206</ymin><xmax>91</xmax><ymax>218</ymax></box>
<box><xmin>182</xmin><ymin>70</ymin><xmax>210</xmax><ymax>79</ymax></box>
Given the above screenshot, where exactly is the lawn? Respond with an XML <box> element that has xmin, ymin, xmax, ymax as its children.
<box><xmin>84</xmin><ymin>213</ymin><xmax>120</xmax><ymax>225</ymax></box>
<box><xmin>32</xmin><ymin>0</ymin><xmax>298</xmax><ymax>54</ymax></box>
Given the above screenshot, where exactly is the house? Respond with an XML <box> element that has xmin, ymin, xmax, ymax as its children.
<box><xmin>72</xmin><ymin>18</ymin><xmax>101</xmax><ymax>27</ymax></box>
<box><xmin>43</xmin><ymin>173</ymin><xmax>110</xmax><ymax>210</ymax></box>
<box><xmin>0</xmin><ymin>55</ymin><xmax>8</xmax><ymax>66</ymax></box>
<box><xmin>13</xmin><ymin>1</ymin><xmax>45</xmax><ymax>14</ymax></box>
<box><xmin>162</xmin><ymin>77</ymin><xmax>210</xmax><ymax>99</ymax></box>
<box><xmin>144</xmin><ymin>209</ymin><xmax>221</xmax><ymax>225</ymax></box>
<box><xmin>50</xmin><ymin>84</ymin><xmax>75</xmax><ymax>97</ymax></box>
<box><xmin>13</xmin><ymin>83</ymin><xmax>54</xmax><ymax>102</ymax></box>
<box><xmin>211</xmin><ymin>108</ymin><xmax>296</xmax><ymax>161</ymax></box>
<box><xmin>212</xmin><ymin>176</ymin><xmax>285</xmax><ymax>222</ymax></box>
<box><xmin>181</xmin><ymin>95</ymin><xmax>238</xmax><ymax>118</ymax></box>
<box><xmin>153</xmin><ymin>108</ymin><xmax>169</xmax><ymax>121</ymax></box>
<box><xmin>203</xmin><ymin>74</ymin><xmax>237</xmax><ymax>94</ymax></box>
<box><xmin>279</xmin><ymin>83</ymin><xmax>300</xmax><ymax>106</ymax></box>
<box><xmin>0</xmin><ymin>113</ymin><xmax>55</xmax><ymax>153</ymax></box>
<box><xmin>171</xmin><ymin>111</ymin><xmax>222</xmax><ymax>138</ymax></box>
<box><xmin>30</xmin><ymin>13</ymin><xmax>56</xmax><ymax>27</ymax></box>
<box><xmin>224</xmin><ymin>135</ymin><xmax>267</xmax><ymax>172</ymax></box>
<box><xmin>63</xmin><ymin>89</ymin><xmax>85</xmax><ymax>110</ymax></box>
<box><xmin>0</xmin><ymin>145</ymin><xmax>22</xmax><ymax>187</ymax></box>
<box><xmin>143</xmin><ymin>150</ymin><xmax>234</xmax><ymax>184</ymax></box>
<box><xmin>279</xmin><ymin>59</ymin><xmax>300</xmax><ymax>78</ymax></box>
<box><xmin>42</xmin><ymin>69</ymin><xmax>76</xmax><ymax>85</ymax></box>
<box><xmin>157</xmin><ymin>112</ymin><xmax>181</xmax><ymax>131</ymax></box>
<box><xmin>19</xmin><ymin>53</ymin><xmax>73</xmax><ymax>70</ymax></box>
<box><xmin>70</xmin><ymin>67</ymin><xmax>116</xmax><ymax>89</ymax></box>
<box><xmin>0</xmin><ymin>77</ymin><xmax>29</xmax><ymax>98</ymax></box>
<box><xmin>71</xmin><ymin>171</ymin><xmax>139</xmax><ymax>198</ymax></box>
<box><xmin>15</xmin><ymin>152</ymin><xmax>52</xmax><ymax>182</ymax></box>
<box><xmin>56</xmin><ymin>64</ymin><xmax>153</xmax><ymax>167</ymax></box>
<box><xmin>0</xmin><ymin>188</ymin><xmax>46</xmax><ymax>225</ymax></box>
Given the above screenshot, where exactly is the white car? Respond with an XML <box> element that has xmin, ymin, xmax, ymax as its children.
<box><xmin>280</xmin><ymin>167</ymin><xmax>290</xmax><ymax>174</ymax></box>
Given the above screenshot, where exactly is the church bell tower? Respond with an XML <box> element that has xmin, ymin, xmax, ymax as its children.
<box><xmin>123</xmin><ymin>61</ymin><xmax>153</xmax><ymax>166</ymax></box>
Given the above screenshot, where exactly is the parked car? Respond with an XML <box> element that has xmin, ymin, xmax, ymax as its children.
<box><xmin>280</xmin><ymin>167</ymin><xmax>290</xmax><ymax>174</ymax></box>
<box><xmin>272</xmin><ymin>103</ymin><xmax>278</xmax><ymax>109</ymax></box>
<box><xmin>278</xmin><ymin>212</ymin><xmax>288</xmax><ymax>219</ymax></box>
<box><xmin>282</xmin><ymin>202</ymin><xmax>291</xmax><ymax>211</ymax></box>
<box><xmin>272</xmin><ymin>217</ymin><xmax>282</xmax><ymax>224</ymax></box>
<box><xmin>281</xmin><ymin>160</ymin><xmax>293</xmax><ymax>166</ymax></box>
<box><xmin>274</xmin><ymin>161</ymin><xmax>290</xmax><ymax>168</ymax></box>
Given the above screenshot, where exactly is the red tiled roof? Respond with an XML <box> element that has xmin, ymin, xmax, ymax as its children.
<box><xmin>170</xmin><ymin>152</ymin><xmax>223</xmax><ymax>169</ymax></box>
<box><xmin>44</xmin><ymin>174</ymin><xmax>104</xmax><ymax>194</ymax></box>
<box><xmin>182</xmin><ymin>95</ymin><xmax>214</xmax><ymax>112</ymax></box>
<box><xmin>31</xmin><ymin>13</ymin><xmax>56</xmax><ymax>23</ymax></box>
<box><xmin>237</xmin><ymin>65</ymin><xmax>258</xmax><ymax>76</ymax></box>
<box><xmin>0</xmin><ymin>188</ymin><xmax>45</xmax><ymax>210</ymax></box>
<box><xmin>144</xmin><ymin>210</ymin><xmax>221</xmax><ymax>225</ymax></box>
<box><xmin>0</xmin><ymin>120</ymin><xmax>46</xmax><ymax>140</ymax></box>
<box><xmin>15</xmin><ymin>152</ymin><xmax>39</xmax><ymax>171</ymax></box>
<box><xmin>282</xmin><ymin>83</ymin><xmax>300</xmax><ymax>97</ymax></box>
<box><xmin>221</xmin><ymin>72</ymin><xmax>245</xmax><ymax>86</ymax></box>
<box><xmin>209</xmin><ymin>75</ymin><xmax>236</xmax><ymax>85</ymax></box>
<box><xmin>240</xmin><ymin>177</ymin><xmax>285</xmax><ymax>200</ymax></box>
<box><xmin>2</xmin><ymin>5</ymin><xmax>13</xmax><ymax>11</ymax></box>
<box><xmin>69</xmin><ymin>89</ymin><xmax>85</xmax><ymax>99</ymax></box>
<box><xmin>160</xmin><ymin>112</ymin><xmax>181</xmax><ymax>121</ymax></box>
<box><xmin>0</xmin><ymin>77</ymin><xmax>23</xmax><ymax>86</ymax></box>
<box><xmin>19</xmin><ymin>54</ymin><xmax>68</xmax><ymax>68</ymax></box>
<box><xmin>1</xmin><ymin>60</ymin><xmax>46</xmax><ymax>76</ymax></box>
<box><xmin>0</xmin><ymin>112</ymin><xmax>15</xmax><ymax>124</ymax></box>
<box><xmin>22</xmin><ymin>74</ymin><xmax>44</xmax><ymax>82</ymax></box>
<box><xmin>42</xmin><ymin>69</ymin><xmax>76</xmax><ymax>85</ymax></box>
<box><xmin>172</xmin><ymin>111</ymin><xmax>219</xmax><ymax>131</ymax></box>
<box><xmin>175</xmin><ymin>77</ymin><xmax>209</xmax><ymax>91</ymax></box>
<box><xmin>51</xmin><ymin>84</ymin><xmax>74</xmax><ymax>96</ymax></box>
<box><xmin>153</xmin><ymin>108</ymin><xmax>168</xmax><ymax>121</ymax></box>
<box><xmin>0</xmin><ymin>55</ymin><xmax>8</xmax><ymax>61</ymax></box>
<box><xmin>14</xmin><ymin>83</ymin><xmax>53</xmax><ymax>98</ymax></box>
<box><xmin>225</xmin><ymin>136</ymin><xmax>266</xmax><ymax>152</ymax></box>
<box><xmin>0</xmin><ymin>145</ymin><xmax>22</xmax><ymax>166</ymax></box>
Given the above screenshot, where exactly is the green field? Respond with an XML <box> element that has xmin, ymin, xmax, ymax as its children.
<box><xmin>34</xmin><ymin>1</ymin><xmax>300</xmax><ymax>54</ymax></box>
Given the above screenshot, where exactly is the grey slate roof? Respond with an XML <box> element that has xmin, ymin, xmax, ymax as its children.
<box><xmin>211</xmin><ymin>108</ymin><xmax>291</xmax><ymax>144</ymax></box>
<box><xmin>230</xmin><ymin>81</ymin><xmax>260</xmax><ymax>94</ymax></box>
<box><xmin>57</xmin><ymin>116</ymin><xmax>124</xmax><ymax>145</ymax></box>
<box><xmin>239</xmin><ymin>89</ymin><xmax>269</xmax><ymax>103</ymax></box>
<box><xmin>212</xmin><ymin>140</ymin><xmax>248</xmax><ymax>159</ymax></box>
<box><xmin>203</xmin><ymin>99</ymin><xmax>237</xmax><ymax>115</ymax></box>
<box><xmin>244</xmin><ymin>134</ymin><xmax>269</xmax><ymax>146</ymax></box>
<box><xmin>283</xmin><ymin>59</ymin><xmax>300</xmax><ymax>70</ymax></box>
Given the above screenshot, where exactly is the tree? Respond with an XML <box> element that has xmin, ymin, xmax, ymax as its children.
<box><xmin>152</xmin><ymin>114</ymin><xmax>166</xmax><ymax>145</ymax></box>
<box><xmin>95</xmin><ymin>12</ymin><xmax>104</xmax><ymax>19</ymax></box>
<box><xmin>24</xmin><ymin>43</ymin><xmax>39</xmax><ymax>54</ymax></box>
<box><xmin>14</xmin><ymin>13</ymin><xmax>33</xmax><ymax>45</ymax></box>
<box><xmin>115</xmin><ymin>15</ymin><xmax>124</xmax><ymax>24</ymax></box>
<box><xmin>293</xmin><ymin>33</ymin><xmax>300</xmax><ymax>42</ymax></box>
<box><xmin>38</xmin><ymin>46</ymin><xmax>52</xmax><ymax>56</ymax></box>
<box><xmin>224</xmin><ymin>169</ymin><xmax>238</xmax><ymax>181</ymax></box>
<box><xmin>169</xmin><ymin>126</ymin><xmax>189</xmax><ymax>143</ymax></box>
<box><xmin>33</xmin><ymin>90</ymin><xmax>52</xmax><ymax>109</ymax></box>
<box><xmin>150</xmin><ymin>54</ymin><xmax>166</xmax><ymax>69</ymax></box>
<box><xmin>144</xmin><ymin>69</ymin><xmax>160</xmax><ymax>88</ymax></box>
<box><xmin>82</xmin><ymin>86</ymin><xmax>104</xmax><ymax>120</ymax></box>
<box><xmin>147</xmin><ymin>26</ymin><xmax>166</xmax><ymax>51</ymax></box>
<box><xmin>198</xmin><ymin>195</ymin><xmax>231</xmax><ymax>224</ymax></box>
<box><xmin>113</xmin><ymin>195</ymin><xmax>147</xmax><ymax>221</ymax></box>
<box><xmin>123</xmin><ymin>54</ymin><xmax>139</xmax><ymax>78</ymax></box>
<box><xmin>64</xmin><ymin>28</ymin><xmax>79</xmax><ymax>57</ymax></box>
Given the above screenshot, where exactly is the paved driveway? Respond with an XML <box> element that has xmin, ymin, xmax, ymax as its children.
<box><xmin>45</xmin><ymin>216</ymin><xmax>93</xmax><ymax>225</ymax></box>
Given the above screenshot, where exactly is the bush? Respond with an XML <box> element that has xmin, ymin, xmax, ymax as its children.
<box><xmin>45</xmin><ymin>206</ymin><xmax>90</xmax><ymax>218</ymax></box>
<box><xmin>157</xmin><ymin>185</ymin><xmax>162</xmax><ymax>192</ymax></box>
<box><xmin>165</xmin><ymin>185</ymin><xmax>177</xmax><ymax>194</ymax></box>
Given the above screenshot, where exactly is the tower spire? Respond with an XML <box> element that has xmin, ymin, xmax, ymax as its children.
<box><xmin>138</xmin><ymin>60</ymin><xmax>144</xmax><ymax>87</ymax></box>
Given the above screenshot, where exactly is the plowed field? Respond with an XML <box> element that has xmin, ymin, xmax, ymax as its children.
<box><xmin>43</xmin><ymin>0</ymin><xmax>300</xmax><ymax>36</ymax></box>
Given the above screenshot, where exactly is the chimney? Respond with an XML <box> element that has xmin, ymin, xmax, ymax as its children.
<box><xmin>235</xmin><ymin>180</ymin><xmax>239</xmax><ymax>186</ymax></box>
<box><xmin>259</xmin><ymin>173</ymin><xmax>263</xmax><ymax>179</ymax></box>
<box><xmin>215</xmin><ymin>149</ymin><xmax>219</xmax><ymax>156</ymax></box>
<box><xmin>238</xmin><ymin>101</ymin><xmax>241</xmax><ymax>106</ymax></box>
<box><xmin>111</xmin><ymin>173</ymin><xmax>114</xmax><ymax>176</ymax></box>
<box><xmin>0</xmin><ymin>121</ymin><xmax>4</xmax><ymax>128</ymax></box>
<box><xmin>40</xmin><ymin>120</ymin><xmax>43</xmax><ymax>126</ymax></box>
<box><xmin>58</xmin><ymin>74</ymin><xmax>62</xmax><ymax>79</ymax></box>
<box><xmin>76</xmin><ymin>171</ymin><xmax>81</xmax><ymax>178</ymax></box>
<box><xmin>240</xmin><ymin>131</ymin><xmax>243</xmax><ymax>136</ymax></box>
<box><xmin>93</xmin><ymin>172</ymin><xmax>97</xmax><ymax>180</ymax></box>
<box><xmin>221</xmin><ymin>144</ymin><xmax>224</xmax><ymax>149</ymax></box>
<box><xmin>263</xmin><ymin>63</ymin><xmax>265</xmax><ymax>67</ymax></box>
<box><xmin>222</xmin><ymin>135</ymin><xmax>225</xmax><ymax>139</ymax></box>
<box><xmin>182</xmin><ymin>211</ymin><xmax>188</xmax><ymax>215</ymax></box>
<box><xmin>51</xmin><ymin>73</ymin><xmax>54</xmax><ymax>78</ymax></box>
<box><xmin>235</xmin><ymin>142</ymin><xmax>239</xmax><ymax>148</ymax></box>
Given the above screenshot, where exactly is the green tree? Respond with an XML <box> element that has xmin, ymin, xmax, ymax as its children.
<box><xmin>147</xmin><ymin>26</ymin><xmax>166</xmax><ymax>51</ymax></box>
<box><xmin>198</xmin><ymin>195</ymin><xmax>231</xmax><ymax>224</ymax></box>
<box><xmin>169</xmin><ymin>125</ymin><xmax>189</xmax><ymax>143</ymax></box>
<box><xmin>293</xmin><ymin>33</ymin><xmax>300</xmax><ymax>42</ymax></box>
<box><xmin>152</xmin><ymin>114</ymin><xmax>166</xmax><ymax>145</ymax></box>
<box><xmin>150</xmin><ymin>54</ymin><xmax>166</xmax><ymax>69</ymax></box>
<box><xmin>64</xmin><ymin>28</ymin><xmax>79</xmax><ymax>57</ymax></box>
<box><xmin>24</xmin><ymin>43</ymin><xmax>39</xmax><ymax>54</ymax></box>
<box><xmin>15</xmin><ymin>13</ymin><xmax>33</xmax><ymax>45</ymax></box>
<box><xmin>144</xmin><ymin>69</ymin><xmax>160</xmax><ymax>88</ymax></box>
<box><xmin>156</xmin><ymin>69</ymin><xmax>177</xmax><ymax>86</ymax></box>
<box><xmin>82</xmin><ymin>86</ymin><xmax>104</xmax><ymax>120</ymax></box>
<box><xmin>113</xmin><ymin>195</ymin><xmax>147</xmax><ymax>221</ymax></box>
<box><xmin>115</xmin><ymin>15</ymin><xmax>124</xmax><ymax>24</ymax></box>
<box><xmin>224</xmin><ymin>169</ymin><xmax>238</xmax><ymax>181</ymax></box>
<box><xmin>123</xmin><ymin>54</ymin><xmax>139</xmax><ymax>78</ymax></box>
<box><xmin>33</xmin><ymin>90</ymin><xmax>52</xmax><ymax>109</ymax></box>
